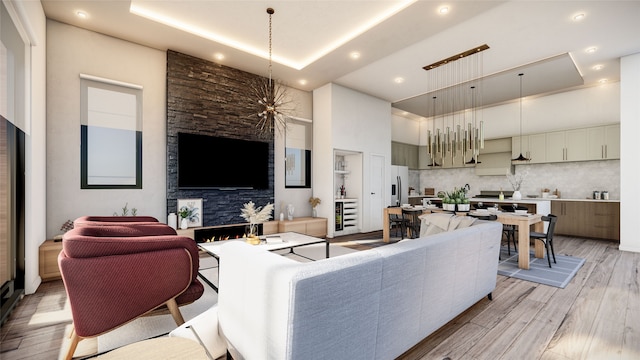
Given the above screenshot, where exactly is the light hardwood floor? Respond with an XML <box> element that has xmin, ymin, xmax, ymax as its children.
<box><xmin>1</xmin><ymin>234</ymin><xmax>638</xmax><ymax>359</ymax></box>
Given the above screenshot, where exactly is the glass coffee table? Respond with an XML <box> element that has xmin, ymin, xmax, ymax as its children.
<box><xmin>198</xmin><ymin>232</ymin><xmax>328</xmax><ymax>292</ymax></box>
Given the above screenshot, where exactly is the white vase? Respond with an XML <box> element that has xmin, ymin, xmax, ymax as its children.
<box><xmin>512</xmin><ymin>190</ymin><xmax>522</xmax><ymax>200</ymax></box>
<box><xmin>287</xmin><ymin>204</ymin><xmax>294</xmax><ymax>221</ymax></box>
<box><xmin>168</xmin><ymin>213</ymin><xmax>177</xmax><ymax>230</ymax></box>
<box><xmin>180</xmin><ymin>218</ymin><xmax>189</xmax><ymax>230</ymax></box>
<box><xmin>312</xmin><ymin>208</ymin><xmax>318</xmax><ymax>218</ymax></box>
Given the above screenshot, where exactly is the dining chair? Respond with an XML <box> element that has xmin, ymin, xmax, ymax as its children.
<box><xmin>387</xmin><ymin>206</ymin><xmax>408</xmax><ymax>239</ymax></box>
<box><xmin>500</xmin><ymin>204</ymin><xmax>528</xmax><ymax>255</ymax></box>
<box><xmin>529</xmin><ymin>214</ymin><xmax>558</xmax><ymax>268</ymax></box>
<box><xmin>401</xmin><ymin>208</ymin><xmax>421</xmax><ymax>239</ymax></box>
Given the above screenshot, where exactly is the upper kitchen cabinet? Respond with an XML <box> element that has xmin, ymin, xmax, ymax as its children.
<box><xmin>391</xmin><ymin>141</ymin><xmax>418</xmax><ymax>169</ymax></box>
<box><xmin>546</xmin><ymin>129</ymin><xmax>588</xmax><ymax>163</ymax></box>
<box><xmin>511</xmin><ymin>133</ymin><xmax>546</xmax><ymax>164</ymax></box>
<box><xmin>587</xmin><ymin>124</ymin><xmax>620</xmax><ymax>160</ymax></box>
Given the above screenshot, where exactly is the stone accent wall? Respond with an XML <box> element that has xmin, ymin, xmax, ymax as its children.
<box><xmin>166</xmin><ymin>50</ymin><xmax>274</xmax><ymax>226</ymax></box>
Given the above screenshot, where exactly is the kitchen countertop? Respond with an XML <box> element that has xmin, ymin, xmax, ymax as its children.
<box><xmin>406</xmin><ymin>196</ymin><xmax>619</xmax><ymax>203</ymax></box>
<box><xmin>470</xmin><ymin>197</ymin><xmax>619</xmax><ymax>203</ymax></box>
<box><xmin>469</xmin><ymin>197</ymin><xmax>550</xmax><ymax>204</ymax></box>
<box><xmin>545</xmin><ymin>198</ymin><xmax>620</xmax><ymax>203</ymax></box>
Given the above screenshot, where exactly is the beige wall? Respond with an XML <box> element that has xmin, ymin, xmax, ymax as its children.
<box><xmin>46</xmin><ymin>20</ymin><xmax>167</xmax><ymax>238</ymax></box>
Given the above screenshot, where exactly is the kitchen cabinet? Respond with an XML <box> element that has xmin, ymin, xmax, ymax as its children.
<box><xmin>511</xmin><ymin>133</ymin><xmax>546</xmax><ymax>163</ymax></box>
<box><xmin>552</xmin><ymin>200</ymin><xmax>619</xmax><ymax>241</ymax></box>
<box><xmin>392</xmin><ymin>141</ymin><xmax>418</xmax><ymax>169</ymax></box>
<box><xmin>587</xmin><ymin>124</ymin><xmax>620</xmax><ymax>160</ymax></box>
<box><xmin>546</xmin><ymin>129</ymin><xmax>588</xmax><ymax>162</ymax></box>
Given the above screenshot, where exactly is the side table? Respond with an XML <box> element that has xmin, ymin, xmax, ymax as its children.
<box><xmin>39</xmin><ymin>239</ymin><xmax>62</xmax><ymax>281</ymax></box>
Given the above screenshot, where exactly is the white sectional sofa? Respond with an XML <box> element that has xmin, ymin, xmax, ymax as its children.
<box><xmin>170</xmin><ymin>220</ymin><xmax>502</xmax><ymax>359</ymax></box>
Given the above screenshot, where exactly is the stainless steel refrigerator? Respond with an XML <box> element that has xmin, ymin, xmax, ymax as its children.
<box><xmin>390</xmin><ymin>165</ymin><xmax>409</xmax><ymax>206</ymax></box>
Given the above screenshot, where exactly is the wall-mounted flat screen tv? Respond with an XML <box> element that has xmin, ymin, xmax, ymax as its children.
<box><xmin>177</xmin><ymin>132</ymin><xmax>270</xmax><ymax>189</ymax></box>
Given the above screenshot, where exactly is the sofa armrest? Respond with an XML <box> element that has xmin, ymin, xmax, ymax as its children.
<box><xmin>169</xmin><ymin>305</ymin><xmax>227</xmax><ymax>359</ymax></box>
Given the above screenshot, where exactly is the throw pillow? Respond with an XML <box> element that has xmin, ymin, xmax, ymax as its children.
<box><xmin>419</xmin><ymin>213</ymin><xmax>453</xmax><ymax>237</ymax></box>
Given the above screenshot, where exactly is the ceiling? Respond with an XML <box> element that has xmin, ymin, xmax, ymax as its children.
<box><xmin>41</xmin><ymin>1</ymin><xmax>640</xmax><ymax>120</ymax></box>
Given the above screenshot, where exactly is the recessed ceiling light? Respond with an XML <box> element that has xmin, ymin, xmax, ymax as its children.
<box><xmin>592</xmin><ymin>64</ymin><xmax>604</xmax><ymax>71</ymax></box>
<box><xmin>213</xmin><ymin>53</ymin><xmax>225</xmax><ymax>61</ymax></box>
<box><xmin>598</xmin><ymin>79</ymin><xmax>608</xmax><ymax>84</ymax></box>
<box><xmin>586</xmin><ymin>46</ymin><xmax>598</xmax><ymax>54</ymax></box>
<box><xmin>394</xmin><ymin>77</ymin><xmax>405</xmax><ymax>84</ymax></box>
<box><xmin>438</xmin><ymin>6</ymin><xmax>450</xmax><ymax>15</ymax></box>
<box><xmin>76</xmin><ymin>11</ymin><xmax>88</xmax><ymax>19</ymax></box>
<box><xmin>349</xmin><ymin>51</ymin><xmax>361</xmax><ymax>60</ymax></box>
<box><xmin>299</xmin><ymin>79</ymin><xmax>308</xmax><ymax>86</ymax></box>
<box><xmin>573</xmin><ymin>13</ymin><xmax>585</xmax><ymax>21</ymax></box>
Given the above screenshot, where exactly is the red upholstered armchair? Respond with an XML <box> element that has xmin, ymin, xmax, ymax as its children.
<box><xmin>58</xmin><ymin>223</ymin><xmax>204</xmax><ymax>360</ymax></box>
<box><xmin>73</xmin><ymin>215</ymin><xmax>162</xmax><ymax>227</ymax></box>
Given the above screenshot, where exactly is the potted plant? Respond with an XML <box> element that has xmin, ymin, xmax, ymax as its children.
<box><xmin>309</xmin><ymin>197</ymin><xmax>321</xmax><ymax>218</ymax></box>
<box><xmin>442</xmin><ymin>188</ymin><xmax>470</xmax><ymax>212</ymax></box>
<box><xmin>178</xmin><ymin>205</ymin><xmax>198</xmax><ymax>229</ymax></box>
<box><xmin>440</xmin><ymin>192</ymin><xmax>456</xmax><ymax>211</ymax></box>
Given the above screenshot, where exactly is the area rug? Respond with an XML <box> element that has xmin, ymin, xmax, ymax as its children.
<box><xmin>497</xmin><ymin>247</ymin><xmax>585</xmax><ymax>288</ymax></box>
<box><xmin>96</xmin><ymin>278</ymin><xmax>218</xmax><ymax>353</ymax></box>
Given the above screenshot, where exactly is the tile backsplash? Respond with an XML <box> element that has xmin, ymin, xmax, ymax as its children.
<box><xmin>415</xmin><ymin>160</ymin><xmax>620</xmax><ymax>200</ymax></box>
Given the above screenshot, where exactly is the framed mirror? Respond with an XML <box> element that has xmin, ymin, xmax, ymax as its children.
<box><xmin>285</xmin><ymin>117</ymin><xmax>312</xmax><ymax>188</ymax></box>
<box><xmin>80</xmin><ymin>75</ymin><xmax>142</xmax><ymax>189</ymax></box>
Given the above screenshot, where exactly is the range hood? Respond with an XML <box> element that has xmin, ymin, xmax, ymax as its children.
<box><xmin>475</xmin><ymin>138</ymin><xmax>514</xmax><ymax>176</ymax></box>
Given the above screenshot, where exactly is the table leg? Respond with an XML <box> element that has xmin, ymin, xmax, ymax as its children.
<box><xmin>518</xmin><ymin>224</ymin><xmax>530</xmax><ymax>270</ymax></box>
<box><xmin>383</xmin><ymin>209</ymin><xmax>390</xmax><ymax>242</ymax></box>
<box><xmin>326</xmin><ymin>239</ymin><xmax>329</xmax><ymax>258</ymax></box>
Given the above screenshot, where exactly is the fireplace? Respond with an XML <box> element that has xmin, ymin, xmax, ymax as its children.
<box><xmin>193</xmin><ymin>223</ymin><xmax>263</xmax><ymax>243</ymax></box>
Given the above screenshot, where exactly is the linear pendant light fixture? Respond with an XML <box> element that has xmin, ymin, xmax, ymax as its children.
<box><xmin>512</xmin><ymin>73</ymin><xmax>530</xmax><ymax>161</ymax></box>
<box><xmin>248</xmin><ymin>7</ymin><xmax>293</xmax><ymax>138</ymax></box>
<box><xmin>424</xmin><ymin>44</ymin><xmax>489</xmax><ymax>166</ymax></box>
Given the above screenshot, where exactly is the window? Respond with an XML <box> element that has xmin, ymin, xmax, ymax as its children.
<box><xmin>80</xmin><ymin>75</ymin><xmax>142</xmax><ymax>189</ymax></box>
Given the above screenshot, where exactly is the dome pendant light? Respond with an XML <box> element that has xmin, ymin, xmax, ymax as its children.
<box><xmin>513</xmin><ymin>73</ymin><xmax>530</xmax><ymax>161</ymax></box>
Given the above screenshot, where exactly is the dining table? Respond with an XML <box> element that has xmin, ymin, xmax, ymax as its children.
<box><xmin>382</xmin><ymin>207</ymin><xmax>544</xmax><ymax>270</ymax></box>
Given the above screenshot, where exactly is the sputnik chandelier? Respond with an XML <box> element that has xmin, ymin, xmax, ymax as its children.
<box><xmin>249</xmin><ymin>7</ymin><xmax>293</xmax><ymax>138</ymax></box>
<box><xmin>424</xmin><ymin>45</ymin><xmax>489</xmax><ymax>166</ymax></box>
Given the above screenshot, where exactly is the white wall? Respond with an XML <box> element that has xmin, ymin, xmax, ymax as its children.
<box><xmin>46</xmin><ymin>21</ymin><xmax>167</xmax><ymax>237</ymax></box>
<box><xmin>11</xmin><ymin>0</ymin><xmax>47</xmax><ymax>294</ymax></box>
<box><xmin>619</xmin><ymin>53</ymin><xmax>640</xmax><ymax>253</ymax></box>
<box><xmin>273</xmin><ymin>88</ymin><xmax>313</xmax><ymax>219</ymax></box>
<box><xmin>392</xmin><ymin>113</ymin><xmax>420</xmax><ymax>145</ymax></box>
<box><xmin>314</xmin><ymin>83</ymin><xmax>392</xmax><ymax>237</ymax></box>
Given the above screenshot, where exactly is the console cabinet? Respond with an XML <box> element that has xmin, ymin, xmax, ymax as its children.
<box><xmin>278</xmin><ymin>217</ymin><xmax>327</xmax><ymax>238</ymax></box>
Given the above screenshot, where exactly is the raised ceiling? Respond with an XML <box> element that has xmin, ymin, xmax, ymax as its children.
<box><xmin>41</xmin><ymin>1</ymin><xmax>640</xmax><ymax>119</ymax></box>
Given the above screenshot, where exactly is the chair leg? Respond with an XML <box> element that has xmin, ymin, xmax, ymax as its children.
<box><xmin>550</xmin><ymin>239</ymin><xmax>556</xmax><ymax>264</ymax></box>
<box><xmin>65</xmin><ymin>331</ymin><xmax>82</xmax><ymax>360</ymax></box>
<box><xmin>545</xmin><ymin>241</ymin><xmax>552</xmax><ymax>268</ymax></box>
<box><xmin>166</xmin><ymin>298</ymin><xmax>185</xmax><ymax>326</ymax></box>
